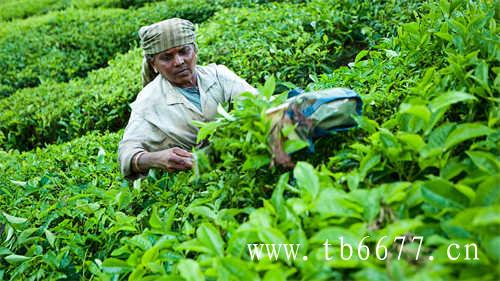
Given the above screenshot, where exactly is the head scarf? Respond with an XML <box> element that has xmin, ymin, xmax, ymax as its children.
<box><xmin>138</xmin><ymin>18</ymin><xmax>196</xmax><ymax>87</ymax></box>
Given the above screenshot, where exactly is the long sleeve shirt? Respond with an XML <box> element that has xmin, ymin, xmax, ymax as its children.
<box><xmin>118</xmin><ymin>63</ymin><xmax>257</xmax><ymax>179</ymax></box>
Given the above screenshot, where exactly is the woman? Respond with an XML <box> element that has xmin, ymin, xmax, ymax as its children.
<box><xmin>118</xmin><ymin>18</ymin><xmax>257</xmax><ymax>179</ymax></box>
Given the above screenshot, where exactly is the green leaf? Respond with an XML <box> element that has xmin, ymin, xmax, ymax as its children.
<box><xmin>346</xmin><ymin>172</ymin><xmax>360</xmax><ymax>191</ymax></box>
<box><xmin>473</xmin><ymin>175</ymin><xmax>500</xmax><ymax>206</ymax></box>
<box><xmin>435</xmin><ymin>31</ymin><xmax>453</xmax><ymax>42</ymax></box>
<box><xmin>482</xmin><ymin>235</ymin><xmax>500</xmax><ymax>261</ymax></box>
<box><xmin>472</xmin><ymin>206</ymin><xmax>500</xmax><ymax>226</ymax></box>
<box><xmin>353</xmin><ymin>115</ymin><xmax>379</xmax><ymax>134</ymax></box>
<box><xmin>310</xmin><ymin>227</ymin><xmax>360</xmax><ymax>249</ymax></box>
<box><xmin>263</xmin><ymin>268</ymin><xmax>287</xmax><ymax>281</ymax></box>
<box><xmin>381</xmin><ymin>182</ymin><xmax>412</xmax><ymax>204</ymax></box>
<box><xmin>378</xmin><ymin>129</ymin><xmax>402</xmax><ymax>156</ymax></box>
<box><xmin>421</xmin><ymin>123</ymin><xmax>456</xmax><ymax>158</ymax></box>
<box><xmin>440</xmin><ymin>158</ymin><xmax>467</xmax><ymax>180</ymax></box>
<box><xmin>2</xmin><ymin>212</ymin><xmax>27</xmax><ymax>224</ymax></box>
<box><xmin>355</xmin><ymin>49</ymin><xmax>369</xmax><ymax>63</ymax></box>
<box><xmin>4</xmin><ymin>225</ymin><xmax>14</xmax><ymax>243</ymax></box>
<box><xmin>9</xmin><ymin>180</ymin><xmax>27</xmax><ymax>187</ymax></box>
<box><xmin>17</xmin><ymin>227</ymin><xmax>37</xmax><ymax>245</ymax></box>
<box><xmin>197</xmin><ymin>223</ymin><xmax>224</xmax><ymax>257</ymax></box>
<box><xmin>359</xmin><ymin>152</ymin><xmax>381</xmax><ymax>179</ymax></box>
<box><xmin>258</xmin><ymin>227</ymin><xmax>287</xmax><ymax>245</ymax></box>
<box><xmin>271</xmin><ymin>173</ymin><xmax>289</xmax><ymax>217</ymax></box>
<box><xmin>293</xmin><ymin>162</ymin><xmax>320</xmax><ymax>200</ymax></box>
<box><xmin>354</xmin><ymin>267</ymin><xmax>390</xmax><ymax>281</ymax></box>
<box><xmin>5</xmin><ymin>254</ymin><xmax>31</xmax><ymax>264</ymax></box>
<box><xmin>149</xmin><ymin>206</ymin><xmax>163</xmax><ymax>230</ymax></box>
<box><xmin>194</xmin><ymin>120</ymin><xmax>222</xmax><ymax>143</ymax></box>
<box><xmin>259</xmin><ymin>76</ymin><xmax>276</xmax><ymax>99</ymax></box>
<box><xmin>429</xmin><ymin>91</ymin><xmax>477</xmax><ymax>112</ymax></box>
<box><xmin>311</xmin><ymin>188</ymin><xmax>363</xmax><ymax>218</ymax></box>
<box><xmin>129</xmin><ymin>235</ymin><xmax>152</xmax><ymax>251</ymax></box>
<box><xmin>0</xmin><ymin>247</ymin><xmax>12</xmax><ymax>256</ymax></box>
<box><xmin>101</xmin><ymin>258</ymin><xmax>133</xmax><ymax>274</ymax></box>
<box><xmin>466</xmin><ymin>151</ymin><xmax>499</xmax><ymax>175</ymax></box>
<box><xmin>178</xmin><ymin>259</ymin><xmax>204</xmax><ymax>281</ymax></box>
<box><xmin>399</xmin><ymin>103</ymin><xmax>431</xmax><ymax>123</ymax></box>
<box><xmin>444</xmin><ymin>123</ymin><xmax>493</xmax><ymax>151</ymax></box>
<box><xmin>421</xmin><ymin>178</ymin><xmax>470</xmax><ymax>209</ymax></box>
<box><xmin>283</xmin><ymin>139</ymin><xmax>308</xmax><ymax>154</ymax></box>
<box><xmin>351</xmin><ymin>188</ymin><xmax>382</xmax><ymax>222</ymax></box>
<box><xmin>141</xmin><ymin>246</ymin><xmax>159</xmax><ymax>265</ymax></box>
<box><xmin>242</xmin><ymin>154</ymin><xmax>270</xmax><ymax>170</ymax></box>
<box><xmin>397</xmin><ymin>133</ymin><xmax>425</xmax><ymax>151</ymax></box>
<box><xmin>44</xmin><ymin>229</ymin><xmax>56</xmax><ymax>248</ymax></box>
<box><xmin>454</xmin><ymin>184</ymin><xmax>476</xmax><ymax>202</ymax></box>
<box><xmin>176</xmin><ymin>239</ymin><xmax>208</xmax><ymax>254</ymax></box>
<box><xmin>164</xmin><ymin>204</ymin><xmax>178</xmax><ymax>232</ymax></box>
<box><xmin>188</xmin><ymin>206</ymin><xmax>217</xmax><ymax>221</ymax></box>
<box><xmin>473</xmin><ymin>61</ymin><xmax>489</xmax><ymax>89</ymax></box>
<box><xmin>219</xmin><ymin>257</ymin><xmax>259</xmax><ymax>281</ymax></box>
<box><xmin>217</xmin><ymin>104</ymin><xmax>235</xmax><ymax>121</ymax></box>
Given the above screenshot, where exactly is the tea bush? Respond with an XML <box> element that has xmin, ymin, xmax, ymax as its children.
<box><xmin>0</xmin><ymin>131</ymin><xmax>138</xmax><ymax>280</ymax></box>
<box><xmin>0</xmin><ymin>0</ymin><xmax>66</xmax><ymax>21</ymax></box>
<box><xmin>0</xmin><ymin>49</ymin><xmax>143</xmax><ymax>151</ymax></box>
<box><xmin>0</xmin><ymin>0</ymin><xmax>220</xmax><ymax>97</ymax></box>
<box><xmin>96</xmin><ymin>0</ymin><xmax>497</xmax><ymax>279</ymax></box>
<box><xmin>0</xmin><ymin>0</ymin><xmax>498</xmax><ymax>280</ymax></box>
<box><xmin>198</xmin><ymin>0</ymin><xmax>422</xmax><ymax>88</ymax></box>
<box><xmin>0</xmin><ymin>0</ymin><xmax>420</xmax><ymax>151</ymax></box>
<box><xmin>0</xmin><ymin>0</ymin><xmax>162</xmax><ymax>21</ymax></box>
<box><xmin>0</xmin><ymin>0</ymin><xmax>296</xmax><ymax>21</ymax></box>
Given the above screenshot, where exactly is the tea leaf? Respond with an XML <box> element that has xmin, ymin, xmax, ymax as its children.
<box><xmin>4</xmin><ymin>254</ymin><xmax>31</xmax><ymax>264</ymax></box>
<box><xmin>44</xmin><ymin>229</ymin><xmax>56</xmax><ymax>248</ymax></box>
<box><xmin>421</xmin><ymin>178</ymin><xmax>470</xmax><ymax>209</ymax></box>
<box><xmin>466</xmin><ymin>151</ymin><xmax>499</xmax><ymax>175</ymax></box>
<box><xmin>101</xmin><ymin>258</ymin><xmax>133</xmax><ymax>274</ymax></box>
<box><xmin>178</xmin><ymin>259</ymin><xmax>204</xmax><ymax>281</ymax></box>
<box><xmin>197</xmin><ymin>223</ymin><xmax>224</xmax><ymax>257</ymax></box>
<box><xmin>2</xmin><ymin>212</ymin><xmax>27</xmax><ymax>224</ymax></box>
<box><xmin>429</xmin><ymin>91</ymin><xmax>477</xmax><ymax>112</ymax></box>
<box><xmin>444</xmin><ymin>123</ymin><xmax>493</xmax><ymax>150</ymax></box>
<box><xmin>293</xmin><ymin>162</ymin><xmax>320</xmax><ymax>200</ymax></box>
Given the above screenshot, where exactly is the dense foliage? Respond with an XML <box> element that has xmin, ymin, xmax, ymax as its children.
<box><xmin>0</xmin><ymin>0</ymin><xmax>418</xmax><ymax>151</ymax></box>
<box><xmin>0</xmin><ymin>0</ymin><xmax>290</xmax><ymax>21</ymax></box>
<box><xmin>0</xmin><ymin>0</ymin><xmax>309</xmax><ymax>151</ymax></box>
<box><xmin>0</xmin><ymin>0</ymin><xmax>66</xmax><ymax>21</ymax></box>
<box><xmin>0</xmin><ymin>0</ymin><xmax>498</xmax><ymax>280</ymax></box>
<box><xmin>199</xmin><ymin>0</ymin><xmax>421</xmax><ymax>89</ymax></box>
<box><xmin>0</xmin><ymin>0</ymin><xmax>220</xmax><ymax>97</ymax></box>
<box><xmin>0</xmin><ymin>49</ymin><xmax>143</xmax><ymax>151</ymax></box>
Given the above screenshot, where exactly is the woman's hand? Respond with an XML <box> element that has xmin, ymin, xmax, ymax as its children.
<box><xmin>134</xmin><ymin>147</ymin><xmax>193</xmax><ymax>173</ymax></box>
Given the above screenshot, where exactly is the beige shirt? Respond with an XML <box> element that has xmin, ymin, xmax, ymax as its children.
<box><xmin>118</xmin><ymin>63</ymin><xmax>257</xmax><ymax>178</ymax></box>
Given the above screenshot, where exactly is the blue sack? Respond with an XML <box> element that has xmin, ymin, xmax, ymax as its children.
<box><xmin>267</xmin><ymin>88</ymin><xmax>362</xmax><ymax>166</ymax></box>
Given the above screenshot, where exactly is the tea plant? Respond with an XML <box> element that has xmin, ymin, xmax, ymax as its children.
<box><xmin>0</xmin><ymin>0</ymin><xmax>420</xmax><ymax>151</ymax></box>
<box><xmin>0</xmin><ymin>0</ymin><xmax>498</xmax><ymax>280</ymax></box>
<box><xmin>0</xmin><ymin>0</ymin><xmax>221</xmax><ymax>97</ymax></box>
<box><xmin>199</xmin><ymin>0</ymin><xmax>422</xmax><ymax>89</ymax></box>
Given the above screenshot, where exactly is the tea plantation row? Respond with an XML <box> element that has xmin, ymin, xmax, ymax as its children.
<box><xmin>0</xmin><ymin>0</ymin><xmax>298</xmax><ymax>97</ymax></box>
<box><xmin>0</xmin><ymin>0</ymin><xmax>223</xmax><ymax>97</ymax></box>
<box><xmin>0</xmin><ymin>0</ymin><xmax>498</xmax><ymax>280</ymax></box>
<box><xmin>0</xmin><ymin>0</ymin><xmax>420</xmax><ymax>151</ymax></box>
<box><xmin>0</xmin><ymin>0</ymin><xmax>160</xmax><ymax>21</ymax></box>
<box><xmin>96</xmin><ymin>1</ymin><xmax>499</xmax><ymax>279</ymax></box>
<box><xmin>0</xmin><ymin>0</ymin><xmax>287</xmax><ymax>21</ymax></box>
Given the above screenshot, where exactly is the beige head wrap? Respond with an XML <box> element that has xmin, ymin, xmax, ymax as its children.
<box><xmin>139</xmin><ymin>18</ymin><xmax>196</xmax><ymax>87</ymax></box>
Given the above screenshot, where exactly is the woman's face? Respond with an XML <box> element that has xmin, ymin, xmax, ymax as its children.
<box><xmin>152</xmin><ymin>44</ymin><xmax>197</xmax><ymax>88</ymax></box>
